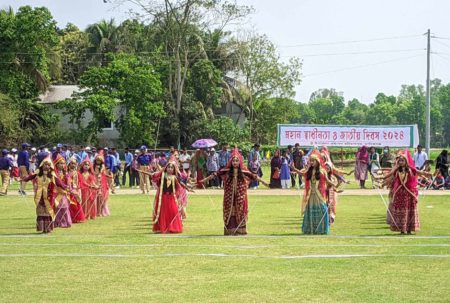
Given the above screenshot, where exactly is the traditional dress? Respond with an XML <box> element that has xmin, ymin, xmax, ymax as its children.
<box><xmin>324</xmin><ymin>162</ymin><xmax>340</xmax><ymax>225</ymax></box>
<box><xmin>354</xmin><ymin>146</ymin><xmax>369</xmax><ymax>188</ymax></box>
<box><xmin>301</xmin><ymin>151</ymin><xmax>330</xmax><ymax>235</ymax></box>
<box><xmin>216</xmin><ymin>148</ymin><xmax>258</xmax><ymax>236</ymax></box>
<box><xmin>177</xmin><ymin>171</ymin><xmax>189</xmax><ymax>220</ymax></box>
<box><xmin>269</xmin><ymin>151</ymin><xmax>282</xmax><ymax>189</ymax></box>
<box><xmin>387</xmin><ymin>150</ymin><xmax>420</xmax><ymax>233</ymax></box>
<box><xmin>195</xmin><ymin>151</ymin><xmax>207</xmax><ymax>189</ymax></box>
<box><xmin>67</xmin><ymin>159</ymin><xmax>85</xmax><ymax>223</ymax></box>
<box><xmin>152</xmin><ymin>163</ymin><xmax>183</xmax><ymax>234</ymax></box>
<box><xmin>22</xmin><ymin>158</ymin><xmax>67</xmax><ymax>233</ymax></box>
<box><xmin>78</xmin><ymin>159</ymin><xmax>97</xmax><ymax>220</ymax></box>
<box><xmin>53</xmin><ymin>155</ymin><xmax>72</xmax><ymax>228</ymax></box>
<box><xmin>93</xmin><ymin>154</ymin><xmax>110</xmax><ymax>217</ymax></box>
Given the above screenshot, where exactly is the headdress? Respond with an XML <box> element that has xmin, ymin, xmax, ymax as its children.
<box><xmin>226</xmin><ymin>147</ymin><xmax>247</xmax><ymax>170</ymax></box>
<box><xmin>79</xmin><ymin>158</ymin><xmax>94</xmax><ymax>174</ymax></box>
<box><xmin>53</xmin><ymin>153</ymin><xmax>66</xmax><ymax>168</ymax></box>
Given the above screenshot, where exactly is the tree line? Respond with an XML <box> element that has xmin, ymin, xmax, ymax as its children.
<box><xmin>0</xmin><ymin>2</ymin><xmax>448</xmax><ymax>148</ymax></box>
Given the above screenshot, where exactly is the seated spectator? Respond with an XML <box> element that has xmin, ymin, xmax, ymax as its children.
<box><xmin>432</xmin><ymin>171</ymin><xmax>445</xmax><ymax>190</ymax></box>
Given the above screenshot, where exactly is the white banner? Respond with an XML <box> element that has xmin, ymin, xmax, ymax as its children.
<box><xmin>277</xmin><ymin>124</ymin><xmax>419</xmax><ymax>147</ymax></box>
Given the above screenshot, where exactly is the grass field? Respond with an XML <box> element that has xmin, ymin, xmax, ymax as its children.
<box><xmin>1</xmin><ymin>192</ymin><xmax>449</xmax><ymax>302</ymax></box>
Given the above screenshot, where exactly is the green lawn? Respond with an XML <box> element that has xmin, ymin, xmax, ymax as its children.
<box><xmin>1</xmin><ymin>193</ymin><xmax>449</xmax><ymax>302</ymax></box>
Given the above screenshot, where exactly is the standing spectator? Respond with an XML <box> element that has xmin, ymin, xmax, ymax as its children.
<box><xmin>52</xmin><ymin>143</ymin><xmax>63</xmax><ymax>161</ymax></box>
<box><xmin>158</xmin><ymin>152</ymin><xmax>168</xmax><ymax>167</ymax></box>
<box><xmin>122</xmin><ymin>147</ymin><xmax>133</xmax><ymax>187</ymax></box>
<box><xmin>9</xmin><ymin>148</ymin><xmax>19</xmax><ymax>183</ymax></box>
<box><xmin>380</xmin><ymin>146</ymin><xmax>395</xmax><ymax>168</ymax></box>
<box><xmin>105</xmin><ymin>148</ymin><xmax>117</xmax><ymax>194</ymax></box>
<box><xmin>248</xmin><ymin>144</ymin><xmax>262</xmax><ymax>174</ymax></box>
<box><xmin>36</xmin><ymin>146</ymin><xmax>49</xmax><ymax>168</ymax></box>
<box><xmin>18</xmin><ymin>143</ymin><xmax>30</xmax><ymax>195</ymax></box>
<box><xmin>137</xmin><ymin>145</ymin><xmax>152</xmax><ymax>194</ymax></box>
<box><xmin>280</xmin><ymin>150</ymin><xmax>291</xmax><ymax>189</ymax></box>
<box><xmin>29</xmin><ymin>147</ymin><xmax>37</xmax><ymax>173</ymax></box>
<box><xmin>85</xmin><ymin>146</ymin><xmax>93</xmax><ymax>163</ymax></box>
<box><xmin>218</xmin><ymin>143</ymin><xmax>230</xmax><ymax>188</ymax></box>
<box><xmin>130</xmin><ymin>150</ymin><xmax>140</xmax><ymax>188</ymax></box>
<box><xmin>0</xmin><ymin>149</ymin><xmax>13</xmax><ymax>195</ymax></box>
<box><xmin>292</xmin><ymin>143</ymin><xmax>304</xmax><ymax>188</ymax></box>
<box><xmin>368</xmin><ymin>146</ymin><xmax>380</xmax><ymax>188</ymax></box>
<box><xmin>354</xmin><ymin>146</ymin><xmax>369</xmax><ymax>189</ymax></box>
<box><xmin>435</xmin><ymin>149</ymin><xmax>449</xmax><ymax>179</ymax></box>
<box><xmin>111</xmin><ymin>147</ymin><xmax>121</xmax><ymax>188</ymax></box>
<box><xmin>206</xmin><ymin>148</ymin><xmax>219</xmax><ymax>188</ymax></box>
<box><xmin>77</xmin><ymin>145</ymin><xmax>88</xmax><ymax>164</ymax></box>
<box><xmin>286</xmin><ymin>145</ymin><xmax>296</xmax><ymax>188</ymax></box>
<box><xmin>413</xmin><ymin>144</ymin><xmax>428</xmax><ymax>170</ymax></box>
<box><xmin>64</xmin><ymin>145</ymin><xmax>73</xmax><ymax>163</ymax></box>
<box><xmin>248</xmin><ymin>152</ymin><xmax>262</xmax><ymax>189</ymax></box>
<box><xmin>179</xmin><ymin>148</ymin><xmax>191</xmax><ymax>175</ymax></box>
<box><xmin>269</xmin><ymin>149</ymin><xmax>282</xmax><ymax>188</ymax></box>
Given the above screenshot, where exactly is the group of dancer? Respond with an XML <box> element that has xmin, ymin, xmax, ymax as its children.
<box><xmin>148</xmin><ymin>145</ymin><xmax>435</xmax><ymax>236</ymax></box>
<box><xmin>19</xmin><ymin>151</ymin><xmax>111</xmax><ymax>233</ymax></box>
<box><xmin>148</xmin><ymin>146</ymin><xmax>350</xmax><ymax>236</ymax></box>
<box><xmin>5</xmin><ymin>142</ymin><xmax>437</xmax><ymax>236</ymax></box>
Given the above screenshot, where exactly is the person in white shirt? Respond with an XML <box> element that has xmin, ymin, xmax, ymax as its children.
<box><xmin>179</xmin><ymin>148</ymin><xmax>191</xmax><ymax>175</ymax></box>
<box><xmin>413</xmin><ymin>144</ymin><xmax>428</xmax><ymax>170</ymax></box>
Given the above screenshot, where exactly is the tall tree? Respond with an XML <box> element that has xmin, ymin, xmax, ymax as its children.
<box><xmin>232</xmin><ymin>34</ymin><xmax>302</xmax><ymax>139</ymax></box>
<box><xmin>122</xmin><ymin>0</ymin><xmax>251</xmax><ymax>146</ymax></box>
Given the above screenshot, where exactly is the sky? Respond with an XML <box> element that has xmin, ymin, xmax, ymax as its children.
<box><xmin>2</xmin><ymin>0</ymin><xmax>450</xmax><ymax>104</ymax></box>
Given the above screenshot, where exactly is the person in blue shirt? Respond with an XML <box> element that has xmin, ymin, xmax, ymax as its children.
<box><xmin>17</xmin><ymin>143</ymin><xmax>30</xmax><ymax>195</ymax></box>
<box><xmin>0</xmin><ymin>149</ymin><xmax>13</xmax><ymax>195</ymax></box>
<box><xmin>77</xmin><ymin>145</ymin><xmax>88</xmax><ymax>164</ymax></box>
<box><xmin>122</xmin><ymin>147</ymin><xmax>133</xmax><ymax>187</ymax></box>
<box><xmin>137</xmin><ymin>145</ymin><xmax>152</xmax><ymax>194</ymax></box>
<box><xmin>218</xmin><ymin>144</ymin><xmax>230</xmax><ymax>188</ymax></box>
<box><xmin>104</xmin><ymin>148</ymin><xmax>117</xmax><ymax>193</ymax></box>
<box><xmin>36</xmin><ymin>146</ymin><xmax>50</xmax><ymax>168</ymax></box>
<box><xmin>111</xmin><ymin>147</ymin><xmax>121</xmax><ymax>187</ymax></box>
<box><xmin>52</xmin><ymin>143</ymin><xmax>63</xmax><ymax>161</ymax></box>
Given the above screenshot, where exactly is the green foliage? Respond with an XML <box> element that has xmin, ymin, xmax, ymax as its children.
<box><xmin>0</xmin><ymin>6</ymin><xmax>61</xmax><ymax>145</ymax></box>
<box><xmin>0</xmin><ymin>6</ymin><xmax>59</xmax><ymax>96</ymax></box>
<box><xmin>201</xmin><ymin>116</ymin><xmax>249</xmax><ymax>146</ymax></box>
<box><xmin>253</xmin><ymin>98</ymin><xmax>300</xmax><ymax>144</ymax></box>
<box><xmin>0</xmin><ymin>93</ymin><xmax>26</xmax><ymax>146</ymax></box>
<box><xmin>58</xmin><ymin>54</ymin><xmax>164</xmax><ymax>145</ymax></box>
<box><xmin>58</xmin><ymin>23</ymin><xmax>90</xmax><ymax>84</ymax></box>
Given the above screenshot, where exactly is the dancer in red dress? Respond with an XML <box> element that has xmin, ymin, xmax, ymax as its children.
<box><xmin>67</xmin><ymin>157</ymin><xmax>86</xmax><ymax>223</ymax></box>
<box><xmin>78</xmin><ymin>158</ymin><xmax>98</xmax><ymax>220</ymax></box>
<box><xmin>151</xmin><ymin>158</ymin><xmax>185</xmax><ymax>233</ymax></box>
<box><xmin>93</xmin><ymin>152</ymin><xmax>111</xmax><ymax>217</ymax></box>
<box><xmin>201</xmin><ymin>147</ymin><xmax>268</xmax><ymax>235</ymax></box>
<box><xmin>377</xmin><ymin>149</ymin><xmax>431</xmax><ymax>234</ymax></box>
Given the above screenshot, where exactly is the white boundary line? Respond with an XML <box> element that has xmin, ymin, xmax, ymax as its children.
<box><xmin>0</xmin><ymin>253</ymin><xmax>449</xmax><ymax>259</ymax></box>
<box><xmin>1</xmin><ymin>243</ymin><xmax>450</xmax><ymax>248</ymax></box>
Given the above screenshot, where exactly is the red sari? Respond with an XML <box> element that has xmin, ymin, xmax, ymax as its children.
<box><xmin>79</xmin><ymin>170</ymin><xmax>97</xmax><ymax>220</ymax></box>
<box><xmin>389</xmin><ymin>168</ymin><xmax>420</xmax><ymax>233</ymax></box>
<box><xmin>94</xmin><ymin>167</ymin><xmax>110</xmax><ymax>217</ymax></box>
<box><xmin>67</xmin><ymin>170</ymin><xmax>85</xmax><ymax>223</ymax></box>
<box><xmin>216</xmin><ymin>148</ymin><xmax>258</xmax><ymax>236</ymax></box>
<box><xmin>152</xmin><ymin>171</ymin><xmax>183</xmax><ymax>233</ymax></box>
<box><xmin>217</xmin><ymin>169</ymin><xmax>257</xmax><ymax>235</ymax></box>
